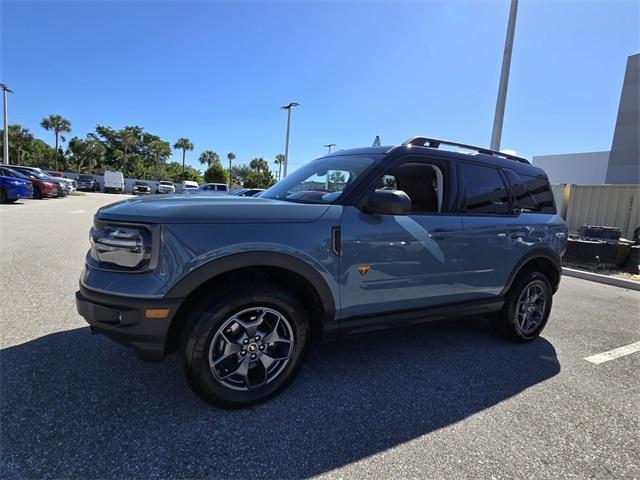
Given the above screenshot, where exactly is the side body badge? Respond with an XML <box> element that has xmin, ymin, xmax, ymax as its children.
<box><xmin>357</xmin><ymin>265</ymin><xmax>370</xmax><ymax>277</ymax></box>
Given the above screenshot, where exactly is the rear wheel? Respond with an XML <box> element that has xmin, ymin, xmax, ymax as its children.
<box><xmin>0</xmin><ymin>188</ymin><xmax>6</xmax><ymax>203</ymax></box>
<box><xmin>492</xmin><ymin>271</ymin><xmax>552</xmax><ymax>342</ymax></box>
<box><xmin>181</xmin><ymin>285</ymin><xmax>310</xmax><ymax>408</ymax></box>
<box><xmin>33</xmin><ymin>186</ymin><xmax>42</xmax><ymax>199</ymax></box>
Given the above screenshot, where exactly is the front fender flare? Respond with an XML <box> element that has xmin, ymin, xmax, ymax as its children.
<box><xmin>164</xmin><ymin>251</ymin><xmax>337</xmax><ymax>323</ymax></box>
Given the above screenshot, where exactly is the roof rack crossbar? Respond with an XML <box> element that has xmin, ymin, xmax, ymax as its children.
<box><xmin>401</xmin><ymin>136</ymin><xmax>529</xmax><ymax>164</ymax></box>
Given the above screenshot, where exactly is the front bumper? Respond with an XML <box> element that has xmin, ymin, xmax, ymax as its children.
<box><xmin>75</xmin><ymin>284</ymin><xmax>182</xmax><ymax>361</ymax></box>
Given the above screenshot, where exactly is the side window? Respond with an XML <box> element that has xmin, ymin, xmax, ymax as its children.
<box><xmin>376</xmin><ymin>162</ymin><xmax>445</xmax><ymax>213</ymax></box>
<box><xmin>504</xmin><ymin>170</ymin><xmax>556</xmax><ymax>214</ymax></box>
<box><xmin>503</xmin><ymin>169</ymin><xmax>538</xmax><ymax>211</ymax></box>
<box><xmin>460</xmin><ymin>163</ymin><xmax>510</xmax><ymax>215</ymax></box>
<box><xmin>216</xmin><ymin>185</ymin><xmax>228</xmax><ymax>192</ymax></box>
<box><xmin>521</xmin><ymin>174</ymin><xmax>556</xmax><ymax>213</ymax></box>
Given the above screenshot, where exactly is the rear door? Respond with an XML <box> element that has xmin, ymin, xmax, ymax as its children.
<box><xmin>457</xmin><ymin>161</ymin><xmax>525</xmax><ymax>300</ymax></box>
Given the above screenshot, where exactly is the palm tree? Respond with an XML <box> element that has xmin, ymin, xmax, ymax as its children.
<box><xmin>226</xmin><ymin>152</ymin><xmax>236</xmax><ymax>187</ymax></box>
<box><xmin>174</xmin><ymin>138</ymin><xmax>194</xmax><ymax>179</ymax></box>
<box><xmin>249</xmin><ymin>157</ymin><xmax>269</xmax><ymax>173</ymax></box>
<box><xmin>199</xmin><ymin>150</ymin><xmax>219</xmax><ymax>168</ymax></box>
<box><xmin>40</xmin><ymin>114</ymin><xmax>71</xmax><ymax>170</ymax></box>
<box><xmin>120</xmin><ymin>128</ymin><xmax>139</xmax><ymax>176</ymax></box>
<box><xmin>274</xmin><ymin>153</ymin><xmax>285</xmax><ymax>181</ymax></box>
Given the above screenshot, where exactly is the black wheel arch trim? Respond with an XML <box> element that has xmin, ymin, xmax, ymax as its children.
<box><xmin>500</xmin><ymin>248</ymin><xmax>562</xmax><ymax>296</ymax></box>
<box><xmin>164</xmin><ymin>252</ymin><xmax>337</xmax><ymax>324</ymax></box>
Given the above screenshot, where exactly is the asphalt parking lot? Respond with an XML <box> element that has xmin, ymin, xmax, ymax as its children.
<box><xmin>1</xmin><ymin>193</ymin><xmax>638</xmax><ymax>479</ymax></box>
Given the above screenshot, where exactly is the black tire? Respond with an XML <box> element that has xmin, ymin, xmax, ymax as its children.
<box><xmin>0</xmin><ymin>188</ymin><xmax>6</xmax><ymax>204</ymax></box>
<box><xmin>492</xmin><ymin>271</ymin><xmax>553</xmax><ymax>342</ymax></box>
<box><xmin>33</xmin><ymin>186</ymin><xmax>42</xmax><ymax>199</ymax></box>
<box><xmin>181</xmin><ymin>284</ymin><xmax>310</xmax><ymax>408</ymax></box>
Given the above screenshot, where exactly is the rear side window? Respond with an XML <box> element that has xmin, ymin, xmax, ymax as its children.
<box><xmin>504</xmin><ymin>170</ymin><xmax>556</xmax><ymax>214</ymax></box>
<box><xmin>216</xmin><ymin>185</ymin><xmax>228</xmax><ymax>191</ymax></box>
<box><xmin>459</xmin><ymin>163</ymin><xmax>510</xmax><ymax>215</ymax></box>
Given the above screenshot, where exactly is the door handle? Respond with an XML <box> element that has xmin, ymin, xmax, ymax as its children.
<box><xmin>331</xmin><ymin>227</ymin><xmax>341</xmax><ymax>256</ymax></box>
<box><xmin>429</xmin><ymin>229</ymin><xmax>449</xmax><ymax>240</ymax></box>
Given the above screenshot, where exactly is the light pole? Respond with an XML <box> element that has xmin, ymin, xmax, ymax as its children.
<box><xmin>1</xmin><ymin>83</ymin><xmax>13</xmax><ymax>165</ymax></box>
<box><xmin>280</xmin><ymin>102</ymin><xmax>299</xmax><ymax>178</ymax></box>
<box><xmin>324</xmin><ymin>143</ymin><xmax>336</xmax><ymax>154</ymax></box>
<box><xmin>490</xmin><ymin>0</ymin><xmax>518</xmax><ymax>151</ymax></box>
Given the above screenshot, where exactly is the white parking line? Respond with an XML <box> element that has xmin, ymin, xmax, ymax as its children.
<box><xmin>70</xmin><ymin>209</ymin><xmax>86</xmax><ymax>214</ymax></box>
<box><xmin>584</xmin><ymin>341</ymin><xmax>640</xmax><ymax>364</ymax></box>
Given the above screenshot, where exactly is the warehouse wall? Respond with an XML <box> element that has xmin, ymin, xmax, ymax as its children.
<box><xmin>556</xmin><ymin>184</ymin><xmax>640</xmax><ymax>239</ymax></box>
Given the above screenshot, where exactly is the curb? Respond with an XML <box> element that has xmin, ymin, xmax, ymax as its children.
<box><xmin>562</xmin><ymin>267</ymin><xmax>640</xmax><ymax>291</ymax></box>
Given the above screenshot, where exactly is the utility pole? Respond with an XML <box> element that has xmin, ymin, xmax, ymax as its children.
<box><xmin>490</xmin><ymin>0</ymin><xmax>518</xmax><ymax>151</ymax></box>
<box><xmin>324</xmin><ymin>143</ymin><xmax>336</xmax><ymax>154</ymax></box>
<box><xmin>280</xmin><ymin>102</ymin><xmax>299</xmax><ymax>178</ymax></box>
<box><xmin>1</xmin><ymin>83</ymin><xmax>13</xmax><ymax>165</ymax></box>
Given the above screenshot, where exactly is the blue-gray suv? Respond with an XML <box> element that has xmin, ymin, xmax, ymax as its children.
<box><xmin>76</xmin><ymin>136</ymin><xmax>568</xmax><ymax>408</ymax></box>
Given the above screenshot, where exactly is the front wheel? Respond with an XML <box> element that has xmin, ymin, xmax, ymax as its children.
<box><xmin>492</xmin><ymin>271</ymin><xmax>553</xmax><ymax>342</ymax></box>
<box><xmin>181</xmin><ymin>285</ymin><xmax>310</xmax><ymax>408</ymax></box>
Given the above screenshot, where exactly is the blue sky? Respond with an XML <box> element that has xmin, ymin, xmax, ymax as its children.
<box><xmin>1</xmin><ymin>0</ymin><xmax>638</xmax><ymax>172</ymax></box>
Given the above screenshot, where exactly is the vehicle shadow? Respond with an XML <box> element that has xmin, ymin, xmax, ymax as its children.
<box><xmin>1</xmin><ymin>317</ymin><xmax>559</xmax><ymax>479</ymax></box>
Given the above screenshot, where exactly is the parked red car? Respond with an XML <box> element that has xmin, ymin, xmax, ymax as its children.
<box><xmin>0</xmin><ymin>167</ymin><xmax>58</xmax><ymax>199</ymax></box>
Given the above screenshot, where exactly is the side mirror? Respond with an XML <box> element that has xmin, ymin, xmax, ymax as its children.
<box><xmin>362</xmin><ymin>189</ymin><xmax>412</xmax><ymax>216</ymax></box>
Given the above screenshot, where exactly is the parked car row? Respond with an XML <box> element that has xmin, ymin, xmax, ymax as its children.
<box><xmin>0</xmin><ymin>165</ymin><xmax>78</xmax><ymax>203</ymax></box>
<box><xmin>0</xmin><ymin>165</ymin><xmax>265</xmax><ymax>203</ymax></box>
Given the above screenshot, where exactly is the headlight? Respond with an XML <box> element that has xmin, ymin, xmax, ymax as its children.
<box><xmin>90</xmin><ymin>223</ymin><xmax>153</xmax><ymax>269</ymax></box>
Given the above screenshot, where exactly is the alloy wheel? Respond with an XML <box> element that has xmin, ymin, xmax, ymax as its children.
<box><xmin>208</xmin><ymin>307</ymin><xmax>295</xmax><ymax>391</ymax></box>
<box><xmin>516</xmin><ymin>280</ymin><xmax>547</xmax><ymax>335</ymax></box>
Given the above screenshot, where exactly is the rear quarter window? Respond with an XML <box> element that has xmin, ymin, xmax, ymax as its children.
<box><xmin>504</xmin><ymin>170</ymin><xmax>556</xmax><ymax>214</ymax></box>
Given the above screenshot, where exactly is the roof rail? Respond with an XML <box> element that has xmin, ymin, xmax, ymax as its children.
<box><xmin>400</xmin><ymin>136</ymin><xmax>530</xmax><ymax>164</ymax></box>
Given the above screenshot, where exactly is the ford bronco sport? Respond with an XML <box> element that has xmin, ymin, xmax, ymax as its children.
<box><xmin>76</xmin><ymin>136</ymin><xmax>567</xmax><ymax>408</ymax></box>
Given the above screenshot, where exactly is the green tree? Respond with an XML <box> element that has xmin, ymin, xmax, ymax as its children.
<box><xmin>6</xmin><ymin>125</ymin><xmax>33</xmax><ymax>164</ymax></box>
<box><xmin>163</xmin><ymin>161</ymin><xmax>203</xmax><ymax>183</ymax></box>
<box><xmin>149</xmin><ymin>140</ymin><xmax>172</xmax><ymax>180</ymax></box>
<box><xmin>274</xmin><ymin>153</ymin><xmax>285</xmax><ymax>181</ymax></box>
<box><xmin>199</xmin><ymin>150</ymin><xmax>219</xmax><ymax>167</ymax></box>
<box><xmin>174</xmin><ymin>137</ymin><xmax>194</xmax><ymax>179</ymax></box>
<box><xmin>40</xmin><ymin>114</ymin><xmax>71</xmax><ymax>170</ymax></box>
<box><xmin>244</xmin><ymin>170</ymin><xmax>276</xmax><ymax>189</ymax></box>
<box><xmin>229</xmin><ymin>164</ymin><xmax>251</xmax><ymax>186</ymax></box>
<box><xmin>204</xmin><ymin>161</ymin><xmax>228</xmax><ymax>184</ymax></box>
<box><xmin>249</xmin><ymin>157</ymin><xmax>270</xmax><ymax>173</ymax></box>
<box><xmin>68</xmin><ymin>137</ymin><xmax>106</xmax><ymax>173</ymax></box>
<box><xmin>245</xmin><ymin>157</ymin><xmax>276</xmax><ymax>188</ymax></box>
<box><xmin>119</xmin><ymin>127</ymin><xmax>140</xmax><ymax>176</ymax></box>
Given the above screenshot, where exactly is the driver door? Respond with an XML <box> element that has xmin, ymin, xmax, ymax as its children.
<box><xmin>339</xmin><ymin>157</ymin><xmax>464</xmax><ymax>319</ymax></box>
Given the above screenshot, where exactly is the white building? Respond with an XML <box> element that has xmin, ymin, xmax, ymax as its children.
<box><xmin>533</xmin><ymin>54</ymin><xmax>639</xmax><ymax>185</ymax></box>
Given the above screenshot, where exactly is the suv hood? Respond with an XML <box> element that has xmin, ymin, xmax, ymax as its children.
<box><xmin>96</xmin><ymin>194</ymin><xmax>332</xmax><ymax>224</ymax></box>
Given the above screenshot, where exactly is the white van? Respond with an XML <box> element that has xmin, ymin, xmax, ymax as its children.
<box><xmin>103</xmin><ymin>171</ymin><xmax>125</xmax><ymax>193</ymax></box>
<box><xmin>182</xmin><ymin>180</ymin><xmax>199</xmax><ymax>193</ymax></box>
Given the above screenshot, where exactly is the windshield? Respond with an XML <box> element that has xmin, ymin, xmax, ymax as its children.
<box><xmin>77</xmin><ymin>175</ymin><xmax>94</xmax><ymax>181</ymax></box>
<box><xmin>261</xmin><ymin>154</ymin><xmax>379</xmax><ymax>204</ymax></box>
